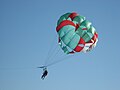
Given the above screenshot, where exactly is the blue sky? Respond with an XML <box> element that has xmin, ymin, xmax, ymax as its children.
<box><xmin>0</xmin><ymin>0</ymin><xmax>120</xmax><ymax>90</ymax></box>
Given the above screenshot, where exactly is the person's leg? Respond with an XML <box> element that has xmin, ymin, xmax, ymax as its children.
<box><xmin>41</xmin><ymin>74</ymin><xmax>44</xmax><ymax>79</ymax></box>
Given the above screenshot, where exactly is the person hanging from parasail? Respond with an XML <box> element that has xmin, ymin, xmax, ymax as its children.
<box><xmin>38</xmin><ymin>66</ymin><xmax>48</xmax><ymax>80</ymax></box>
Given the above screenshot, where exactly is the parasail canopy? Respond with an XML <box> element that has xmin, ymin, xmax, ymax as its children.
<box><xmin>56</xmin><ymin>12</ymin><xmax>98</xmax><ymax>54</ymax></box>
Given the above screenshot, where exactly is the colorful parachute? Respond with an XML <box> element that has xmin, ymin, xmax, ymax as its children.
<box><xmin>56</xmin><ymin>12</ymin><xmax>98</xmax><ymax>54</ymax></box>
